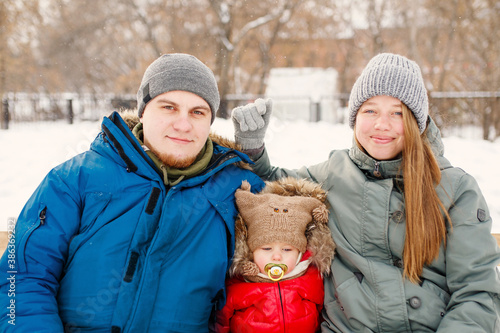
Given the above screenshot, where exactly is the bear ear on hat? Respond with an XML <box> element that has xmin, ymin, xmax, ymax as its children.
<box><xmin>235</xmin><ymin>180</ymin><xmax>268</xmax><ymax>213</ymax></box>
<box><xmin>312</xmin><ymin>204</ymin><xmax>329</xmax><ymax>224</ymax></box>
<box><xmin>234</xmin><ymin>181</ymin><xmax>253</xmax><ymax>208</ymax></box>
<box><xmin>239</xmin><ymin>180</ymin><xmax>251</xmax><ymax>192</ymax></box>
<box><xmin>301</xmin><ymin>197</ymin><xmax>326</xmax><ymax>214</ymax></box>
<box><xmin>300</xmin><ymin>196</ymin><xmax>329</xmax><ymax>225</ymax></box>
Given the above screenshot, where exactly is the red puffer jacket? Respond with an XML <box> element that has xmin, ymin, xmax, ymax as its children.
<box><xmin>215</xmin><ymin>265</ymin><xmax>324</xmax><ymax>333</ymax></box>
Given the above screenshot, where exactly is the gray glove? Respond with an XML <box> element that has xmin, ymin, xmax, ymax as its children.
<box><xmin>231</xmin><ymin>98</ymin><xmax>273</xmax><ymax>150</ymax></box>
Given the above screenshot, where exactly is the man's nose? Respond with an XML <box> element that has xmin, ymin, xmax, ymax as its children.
<box><xmin>173</xmin><ymin>112</ymin><xmax>192</xmax><ymax>131</ymax></box>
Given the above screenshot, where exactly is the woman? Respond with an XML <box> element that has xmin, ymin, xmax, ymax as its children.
<box><xmin>231</xmin><ymin>53</ymin><xmax>500</xmax><ymax>332</ymax></box>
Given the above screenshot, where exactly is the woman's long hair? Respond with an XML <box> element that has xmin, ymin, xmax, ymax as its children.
<box><xmin>401</xmin><ymin>104</ymin><xmax>451</xmax><ymax>283</ymax></box>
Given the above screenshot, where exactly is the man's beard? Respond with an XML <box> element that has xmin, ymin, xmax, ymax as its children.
<box><xmin>150</xmin><ymin>146</ymin><xmax>198</xmax><ymax>169</ymax></box>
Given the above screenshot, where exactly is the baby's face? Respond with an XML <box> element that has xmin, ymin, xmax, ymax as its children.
<box><xmin>253</xmin><ymin>242</ymin><xmax>300</xmax><ymax>276</ymax></box>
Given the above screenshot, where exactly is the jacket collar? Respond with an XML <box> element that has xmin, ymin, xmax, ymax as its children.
<box><xmin>349</xmin><ymin>145</ymin><xmax>402</xmax><ymax>179</ymax></box>
<box><xmin>95</xmin><ymin>111</ymin><xmax>253</xmax><ymax>185</ymax></box>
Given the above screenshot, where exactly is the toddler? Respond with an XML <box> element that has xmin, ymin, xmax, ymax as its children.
<box><xmin>216</xmin><ymin>177</ymin><xmax>336</xmax><ymax>333</ymax></box>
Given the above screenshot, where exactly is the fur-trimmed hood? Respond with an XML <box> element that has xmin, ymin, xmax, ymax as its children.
<box><xmin>230</xmin><ymin>177</ymin><xmax>336</xmax><ymax>280</ymax></box>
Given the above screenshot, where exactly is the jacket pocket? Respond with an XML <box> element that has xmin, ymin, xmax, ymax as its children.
<box><xmin>78</xmin><ymin>192</ymin><xmax>112</xmax><ymax>234</ymax></box>
<box><xmin>64</xmin><ymin>192</ymin><xmax>112</xmax><ymax>270</ymax></box>
<box><xmin>329</xmin><ymin>258</ymin><xmax>376</xmax><ymax>323</ymax></box>
<box><xmin>405</xmin><ymin>279</ymin><xmax>450</xmax><ymax>330</ymax></box>
<box><xmin>206</xmin><ymin>196</ymin><xmax>234</xmax><ymax>262</ymax></box>
<box><xmin>421</xmin><ymin>279</ymin><xmax>450</xmax><ymax>305</ymax></box>
<box><xmin>17</xmin><ymin>204</ymin><xmax>46</xmax><ymax>272</ymax></box>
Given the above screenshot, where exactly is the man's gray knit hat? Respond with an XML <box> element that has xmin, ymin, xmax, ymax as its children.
<box><xmin>137</xmin><ymin>53</ymin><xmax>220</xmax><ymax>123</ymax></box>
<box><xmin>348</xmin><ymin>53</ymin><xmax>429</xmax><ymax>133</ymax></box>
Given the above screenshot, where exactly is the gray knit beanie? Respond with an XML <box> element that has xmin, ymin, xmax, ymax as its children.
<box><xmin>348</xmin><ymin>53</ymin><xmax>429</xmax><ymax>133</ymax></box>
<box><xmin>137</xmin><ymin>53</ymin><xmax>220</xmax><ymax>123</ymax></box>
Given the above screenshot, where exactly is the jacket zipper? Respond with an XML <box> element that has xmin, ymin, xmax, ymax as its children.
<box><xmin>39</xmin><ymin>207</ymin><xmax>47</xmax><ymax>225</ymax></box>
<box><xmin>373</xmin><ymin>162</ymin><xmax>381</xmax><ymax>178</ymax></box>
<box><xmin>278</xmin><ymin>282</ymin><xmax>286</xmax><ymax>332</ymax></box>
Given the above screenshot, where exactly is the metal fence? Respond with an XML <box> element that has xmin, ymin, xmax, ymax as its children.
<box><xmin>1</xmin><ymin>91</ymin><xmax>499</xmax><ymax>140</ymax></box>
<box><xmin>0</xmin><ymin>93</ymin><xmax>137</xmax><ymax>129</ymax></box>
<box><xmin>428</xmin><ymin>91</ymin><xmax>500</xmax><ymax>140</ymax></box>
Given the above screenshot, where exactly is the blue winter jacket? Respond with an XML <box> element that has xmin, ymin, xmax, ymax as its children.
<box><xmin>0</xmin><ymin>112</ymin><xmax>264</xmax><ymax>332</ymax></box>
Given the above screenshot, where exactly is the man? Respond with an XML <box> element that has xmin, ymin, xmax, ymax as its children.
<box><xmin>0</xmin><ymin>53</ymin><xmax>264</xmax><ymax>332</ymax></box>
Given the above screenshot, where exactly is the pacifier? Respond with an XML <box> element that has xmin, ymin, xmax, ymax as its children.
<box><xmin>264</xmin><ymin>263</ymin><xmax>288</xmax><ymax>281</ymax></box>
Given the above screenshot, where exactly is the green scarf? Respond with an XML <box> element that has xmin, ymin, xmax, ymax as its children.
<box><xmin>132</xmin><ymin>123</ymin><xmax>213</xmax><ymax>186</ymax></box>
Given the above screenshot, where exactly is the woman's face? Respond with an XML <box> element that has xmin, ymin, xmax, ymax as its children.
<box><xmin>355</xmin><ymin>95</ymin><xmax>405</xmax><ymax>160</ymax></box>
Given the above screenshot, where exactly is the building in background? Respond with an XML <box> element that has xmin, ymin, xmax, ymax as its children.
<box><xmin>265</xmin><ymin>67</ymin><xmax>345</xmax><ymax>123</ymax></box>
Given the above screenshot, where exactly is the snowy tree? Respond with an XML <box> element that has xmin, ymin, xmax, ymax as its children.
<box><xmin>208</xmin><ymin>0</ymin><xmax>304</xmax><ymax>118</ymax></box>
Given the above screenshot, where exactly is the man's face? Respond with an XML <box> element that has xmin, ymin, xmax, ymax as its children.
<box><xmin>140</xmin><ymin>90</ymin><xmax>212</xmax><ymax>168</ymax></box>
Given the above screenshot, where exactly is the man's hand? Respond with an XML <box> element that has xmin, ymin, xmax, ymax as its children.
<box><xmin>231</xmin><ymin>98</ymin><xmax>273</xmax><ymax>150</ymax></box>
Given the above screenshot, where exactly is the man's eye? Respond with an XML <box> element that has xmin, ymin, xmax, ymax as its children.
<box><xmin>193</xmin><ymin>109</ymin><xmax>209</xmax><ymax>116</ymax></box>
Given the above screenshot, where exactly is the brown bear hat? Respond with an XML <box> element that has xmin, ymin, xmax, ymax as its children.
<box><xmin>231</xmin><ymin>177</ymin><xmax>336</xmax><ymax>280</ymax></box>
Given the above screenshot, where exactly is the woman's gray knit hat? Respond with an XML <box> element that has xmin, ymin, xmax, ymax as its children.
<box><xmin>137</xmin><ymin>53</ymin><xmax>220</xmax><ymax>123</ymax></box>
<box><xmin>348</xmin><ymin>53</ymin><xmax>429</xmax><ymax>133</ymax></box>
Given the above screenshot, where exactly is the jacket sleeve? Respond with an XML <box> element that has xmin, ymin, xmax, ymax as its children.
<box><xmin>251</xmin><ymin>148</ymin><xmax>319</xmax><ymax>182</ymax></box>
<box><xmin>0</xmin><ymin>168</ymin><xmax>81</xmax><ymax>332</ymax></box>
<box><xmin>437</xmin><ymin>172</ymin><xmax>500</xmax><ymax>332</ymax></box>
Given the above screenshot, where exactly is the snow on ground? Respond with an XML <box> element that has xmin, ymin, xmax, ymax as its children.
<box><xmin>1</xmin><ymin>116</ymin><xmax>499</xmax><ymax>233</ymax></box>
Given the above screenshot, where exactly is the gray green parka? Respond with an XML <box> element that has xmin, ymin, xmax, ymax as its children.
<box><xmin>251</xmin><ymin>118</ymin><xmax>500</xmax><ymax>332</ymax></box>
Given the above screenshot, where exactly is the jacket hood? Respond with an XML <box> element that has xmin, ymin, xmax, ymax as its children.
<box><xmin>230</xmin><ymin>177</ymin><xmax>336</xmax><ymax>280</ymax></box>
<box><xmin>117</xmin><ymin>109</ymin><xmax>252</xmax><ymax>170</ymax></box>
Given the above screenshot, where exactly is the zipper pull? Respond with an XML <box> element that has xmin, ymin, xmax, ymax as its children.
<box><xmin>373</xmin><ymin>162</ymin><xmax>381</xmax><ymax>178</ymax></box>
<box><xmin>40</xmin><ymin>207</ymin><xmax>47</xmax><ymax>225</ymax></box>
